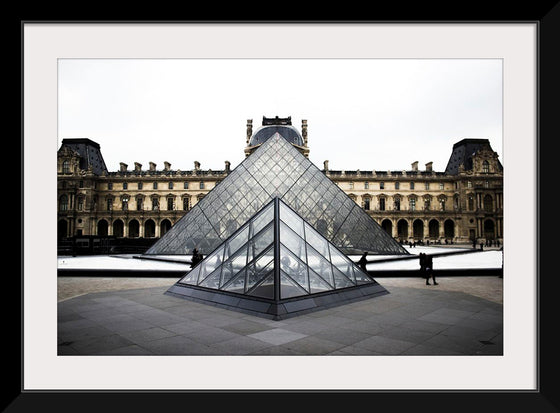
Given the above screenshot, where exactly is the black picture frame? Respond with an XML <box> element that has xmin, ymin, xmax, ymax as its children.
<box><xmin>14</xmin><ymin>3</ymin><xmax>559</xmax><ymax>411</ymax></box>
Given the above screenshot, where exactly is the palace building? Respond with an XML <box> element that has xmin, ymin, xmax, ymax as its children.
<box><xmin>57</xmin><ymin>116</ymin><xmax>503</xmax><ymax>252</ymax></box>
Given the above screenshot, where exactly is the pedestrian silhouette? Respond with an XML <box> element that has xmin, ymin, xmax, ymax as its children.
<box><xmin>419</xmin><ymin>252</ymin><xmax>427</xmax><ymax>283</ymax></box>
<box><xmin>358</xmin><ymin>252</ymin><xmax>368</xmax><ymax>272</ymax></box>
<box><xmin>190</xmin><ymin>248</ymin><xmax>202</xmax><ymax>268</ymax></box>
<box><xmin>425</xmin><ymin>254</ymin><xmax>438</xmax><ymax>285</ymax></box>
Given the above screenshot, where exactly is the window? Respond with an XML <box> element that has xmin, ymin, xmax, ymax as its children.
<box><xmin>138</xmin><ymin>182</ymin><xmax>143</xmax><ymax>190</ymax></box>
<box><xmin>183</xmin><ymin>197</ymin><xmax>190</xmax><ymax>211</ymax></box>
<box><xmin>153</xmin><ymin>182</ymin><xmax>158</xmax><ymax>190</ymax></box>
<box><xmin>379</xmin><ymin>197</ymin><xmax>385</xmax><ymax>211</ymax></box>
<box><xmin>152</xmin><ymin>197</ymin><xmax>159</xmax><ymax>211</ymax></box>
<box><xmin>410</xmin><ymin>182</ymin><xmax>415</xmax><ymax>190</ymax></box>
<box><xmin>395</xmin><ymin>182</ymin><xmax>400</xmax><ymax>190</ymax></box>
<box><xmin>136</xmin><ymin>196</ymin><xmax>143</xmax><ymax>211</ymax></box>
<box><xmin>439</xmin><ymin>198</ymin><xmax>446</xmax><ymax>211</ymax></box>
<box><xmin>482</xmin><ymin>160</ymin><xmax>490</xmax><ymax>173</ymax></box>
<box><xmin>77</xmin><ymin>197</ymin><xmax>84</xmax><ymax>211</ymax></box>
<box><xmin>424</xmin><ymin>197</ymin><xmax>431</xmax><ymax>210</ymax></box>
<box><xmin>363</xmin><ymin>197</ymin><xmax>370</xmax><ymax>210</ymax></box>
<box><xmin>79</xmin><ymin>180</ymin><xmax>84</xmax><ymax>188</ymax></box>
<box><xmin>123</xmin><ymin>182</ymin><xmax>128</xmax><ymax>190</ymax></box>
<box><xmin>167</xmin><ymin>197</ymin><xmax>174</xmax><ymax>210</ymax></box>
<box><xmin>394</xmin><ymin>198</ymin><xmax>401</xmax><ymax>211</ymax></box>
<box><xmin>467</xmin><ymin>181</ymin><xmax>472</xmax><ymax>188</ymax></box>
<box><xmin>349</xmin><ymin>182</ymin><xmax>354</xmax><ymax>189</ymax></box>
<box><xmin>364</xmin><ymin>182</ymin><xmax>369</xmax><ymax>189</ymax></box>
<box><xmin>409</xmin><ymin>198</ymin><xmax>416</xmax><ymax>211</ymax></box>
<box><xmin>169</xmin><ymin>182</ymin><xmax>174</xmax><ymax>190</ymax></box>
<box><xmin>107</xmin><ymin>197</ymin><xmax>113</xmax><ymax>211</ymax></box>
<box><xmin>425</xmin><ymin>182</ymin><xmax>430</xmax><ymax>190</ymax></box>
<box><xmin>62</xmin><ymin>161</ymin><xmax>70</xmax><ymax>174</ymax></box>
<box><xmin>484</xmin><ymin>195</ymin><xmax>493</xmax><ymax>212</ymax></box>
<box><xmin>122</xmin><ymin>196</ymin><xmax>129</xmax><ymax>211</ymax></box>
<box><xmin>59</xmin><ymin>195</ymin><xmax>68</xmax><ymax>211</ymax></box>
<box><xmin>380</xmin><ymin>182</ymin><xmax>384</xmax><ymax>190</ymax></box>
<box><xmin>468</xmin><ymin>195</ymin><xmax>474</xmax><ymax>211</ymax></box>
<box><xmin>108</xmin><ymin>182</ymin><xmax>113</xmax><ymax>190</ymax></box>
<box><xmin>184</xmin><ymin>182</ymin><xmax>189</xmax><ymax>189</ymax></box>
<box><xmin>484</xmin><ymin>181</ymin><xmax>489</xmax><ymax>188</ymax></box>
<box><xmin>200</xmin><ymin>182</ymin><xmax>205</xmax><ymax>190</ymax></box>
<box><xmin>439</xmin><ymin>183</ymin><xmax>444</xmax><ymax>190</ymax></box>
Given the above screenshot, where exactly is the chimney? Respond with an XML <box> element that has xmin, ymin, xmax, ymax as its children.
<box><xmin>164</xmin><ymin>161</ymin><xmax>171</xmax><ymax>171</ymax></box>
<box><xmin>134</xmin><ymin>162</ymin><xmax>142</xmax><ymax>172</ymax></box>
<box><xmin>225</xmin><ymin>160</ymin><xmax>231</xmax><ymax>173</ymax></box>
<box><xmin>119</xmin><ymin>162</ymin><xmax>128</xmax><ymax>172</ymax></box>
<box><xmin>425</xmin><ymin>162</ymin><xmax>433</xmax><ymax>172</ymax></box>
<box><xmin>302</xmin><ymin>119</ymin><xmax>308</xmax><ymax>146</ymax></box>
<box><xmin>246</xmin><ymin>119</ymin><xmax>253</xmax><ymax>144</ymax></box>
<box><xmin>149</xmin><ymin>162</ymin><xmax>157</xmax><ymax>171</ymax></box>
<box><xmin>194</xmin><ymin>161</ymin><xmax>200</xmax><ymax>171</ymax></box>
<box><xmin>411</xmin><ymin>161</ymin><xmax>418</xmax><ymax>171</ymax></box>
<box><xmin>323</xmin><ymin>160</ymin><xmax>329</xmax><ymax>171</ymax></box>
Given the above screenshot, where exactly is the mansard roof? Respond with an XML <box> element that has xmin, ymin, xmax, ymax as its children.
<box><xmin>59</xmin><ymin>138</ymin><xmax>108</xmax><ymax>175</ymax></box>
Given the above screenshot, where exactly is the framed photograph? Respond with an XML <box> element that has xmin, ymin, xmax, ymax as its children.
<box><xmin>18</xmin><ymin>12</ymin><xmax>557</xmax><ymax>411</ymax></box>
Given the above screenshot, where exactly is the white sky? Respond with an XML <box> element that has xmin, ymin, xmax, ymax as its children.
<box><xmin>58</xmin><ymin>58</ymin><xmax>503</xmax><ymax>173</ymax></box>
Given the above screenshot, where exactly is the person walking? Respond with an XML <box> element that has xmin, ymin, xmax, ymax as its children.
<box><xmin>419</xmin><ymin>252</ymin><xmax>428</xmax><ymax>284</ymax></box>
<box><xmin>190</xmin><ymin>248</ymin><xmax>202</xmax><ymax>268</ymax></box>
<box><xmin>358</xmin><ymin>251</ymin><xmax>369</xmax><ymax>272</ymax></box>
<box><xmin>425</xmin><ymin>254</ymin><xmax>438</xmax><ymax>285</ymax></box>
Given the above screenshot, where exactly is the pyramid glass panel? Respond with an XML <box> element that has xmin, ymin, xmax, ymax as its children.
<box><xmin>280</xmin><ymin>271</ymin><xmax>308</xmax><ymax>299</ymax></box>
<box><xmin>147</xmin><ymin>133</ymin><xmax>408</xmax><ymax>256</ymax></box>
<box><xmin>308</xmin><ymin>268</ymin><xmax>334</xmax><ymax>293</ymax></box>
<box><xmin>303</xmin><ymin>222</ymin><xmax>329</xmax><ymax>260</ymax></box>
<box><xmin>222</xmin><ymin>268</ymin><xmax>246</xmax><ymax>294</ymax></box>
<box><xmin>279</xmin><ymin>245</ymin><xmax>309</xmax><ymax>292</ymax></box>
<box><xmin>279</xmin><ymin>221</ymin><xmax>306</xmax><ymax>262</ymax></box>
<box><xmin>247</xmin><ymin>272</ymin><xmax>275</xmax><ymax>299</ymax></box>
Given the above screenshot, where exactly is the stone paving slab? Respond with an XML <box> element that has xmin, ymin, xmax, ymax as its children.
<box><xmin>57</xmin><ymin>277</ymin><xmax>503</xmax><ymax>356</ymax></box>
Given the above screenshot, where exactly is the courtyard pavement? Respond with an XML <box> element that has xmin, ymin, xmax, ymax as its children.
<box><xmin>57</xmin><ymin>275</ymin><xmax>503</xmax><ymax>356</ymax></box>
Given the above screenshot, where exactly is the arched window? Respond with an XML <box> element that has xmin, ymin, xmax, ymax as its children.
<box><xmin>482</xmin><ymin>160</ymin><xmax>490</xmax><ymax>173</ymax></box>
<box><xmin>128</xmin><ymin>220</ymin><xmax>140</xmax><ymax>238</ymax></box>
<box><xmin>62</xmin><ymin>160</ymin><xmax>70</xmax><ymax>174</ymax></box>
<box><xmin>145</xmin><ymin>219</ymin><xmax>156</xmax><ymax>238</ymax></box>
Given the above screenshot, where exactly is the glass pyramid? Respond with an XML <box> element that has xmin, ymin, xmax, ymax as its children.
<box><xmin>166</xmin><ymin>198</ymin><xmax>389</xmax><ymax>319</ymax></box>
<box><xmin>146</xmin><ymin>132</ymin><xmax>408</xmax><ymax>256</ymax></box>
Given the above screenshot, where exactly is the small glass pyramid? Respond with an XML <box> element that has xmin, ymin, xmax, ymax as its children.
<box><xmin>166</xmin><ymin>198</ymin><xmax>389</xmax><ymax>319</ymax></box>
<box><xmin>146</xmin><ymin>132</ymin><xmax>408</xmax><ymax>256</ymax></box>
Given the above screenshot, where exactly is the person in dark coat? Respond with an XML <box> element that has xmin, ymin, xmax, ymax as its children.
<box><xmin>358</xmin><ymin>252</ymin><xmax>368</xmax><ymax>272</ymax></box>
<box><xmin>425</xmin><ymin>254</ymin><xmax>438</xmax><ymax>285</ymax></box>
<box><xmin>190</xmin><ymin>248</ymin><xmax>202</xmax><ymax>268</ymax></box>
<box><xmin>419</xmin><ymin>252</ymin><xmax>427</xmax><ymax>283</ymax></box>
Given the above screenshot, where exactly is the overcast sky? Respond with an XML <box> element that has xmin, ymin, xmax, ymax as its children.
<box><xmin>58</xmin><ymin>58</ymin><xmax>502</xmax><ymax>173</ymax></box>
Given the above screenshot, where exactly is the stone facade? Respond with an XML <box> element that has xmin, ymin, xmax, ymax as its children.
<box><xmin>57</xmin><ymin>121</ymin><xmax>503</xmax><ymax>246</ymax></box>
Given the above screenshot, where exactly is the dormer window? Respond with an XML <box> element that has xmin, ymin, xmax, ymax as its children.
<box><xmin>482</xmin><ymin>160</ymin><xmax>490</xmax><ymax>173</ymax></box>
<box><xmin>62</xmin><ymin>161</ymin><xmax>70</xmax><ymax>174</ymax></box>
